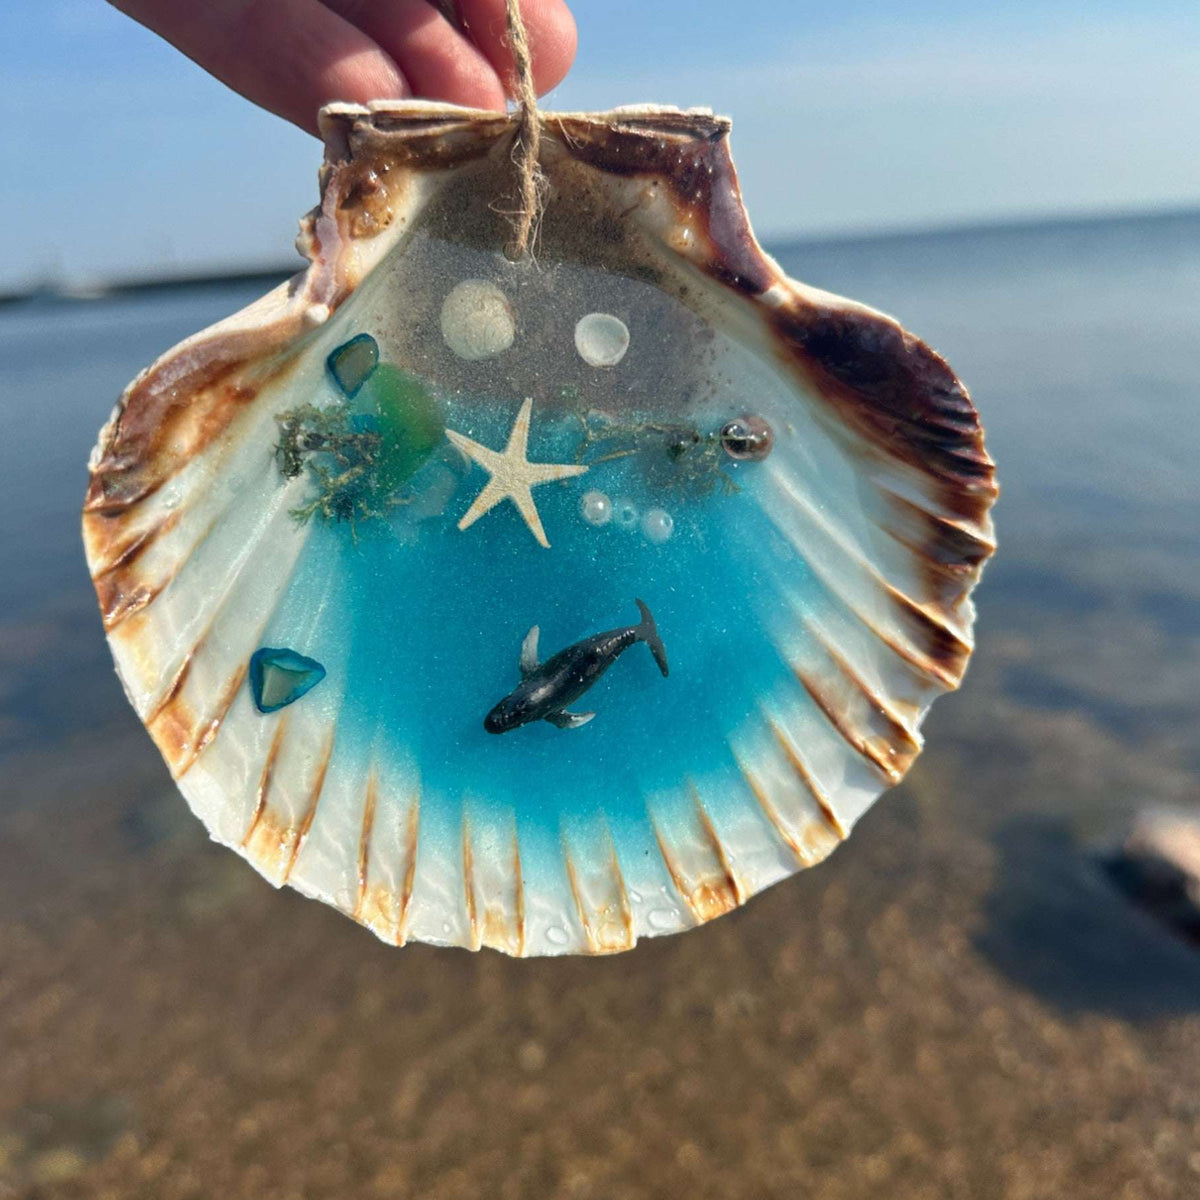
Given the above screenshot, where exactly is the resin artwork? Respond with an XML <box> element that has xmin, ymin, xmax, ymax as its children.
<box><xmin>83</xmin><ymin>103</ymin><xmax>997</xmax><ymax>956</ymax></box>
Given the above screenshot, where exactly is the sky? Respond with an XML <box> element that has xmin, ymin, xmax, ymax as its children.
<box><xmin>2</xmin><ymin>0</ymin><xmax>1199</xmax><ymax>287</ymax></box>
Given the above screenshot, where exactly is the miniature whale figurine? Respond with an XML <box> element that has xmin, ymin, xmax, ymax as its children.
<box><xmin>485</xmin><ymin>600</ymin><xmax>669</xmax><ymax>734</ymax></box>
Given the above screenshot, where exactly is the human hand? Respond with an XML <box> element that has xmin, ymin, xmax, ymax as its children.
<box><xmin>108</xmin><ymin>0</ymin><xmax>577</xmax><ymax>137</ymax></box>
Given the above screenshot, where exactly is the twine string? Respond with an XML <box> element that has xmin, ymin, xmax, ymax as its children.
<box><xmin>434</xmin><ymin>0</ymin><xmax>545</xmax><ymax>258</ymax></box>
<box><xmin>503</xmin><ymin>0</ymin><xmax>545</xmax><ymax>259</ymax></box>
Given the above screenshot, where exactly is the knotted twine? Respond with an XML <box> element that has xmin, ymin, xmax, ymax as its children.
<box><xmin>501</xmin><ymin>0</ymin><xmax>546</xmax><ymax>259</ymax></box>
<box><xmin>435</xmin><ymin>0</ymin><xmax>545</xmax><ymax>258</ymax></box>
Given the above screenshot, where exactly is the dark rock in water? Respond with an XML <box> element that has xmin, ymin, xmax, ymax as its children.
<box><xmin>976</xmin><ymin>818</ymin><xmax>1200</xmax><ymax>1018</ymax></box>
<box><xmin>0</xmin><ymin>1094</ymin><xmax>135</xmax><ymax>1189</ymax></box>
<box><xmin>249</xmin><ymin>647</ymin><xmax>326</xmax><ymax>714</ymax></box>
<box><xmin>1101</xmin><ymin>811</ymin><xmax>1200</xmax><ymax>945</ymax></box>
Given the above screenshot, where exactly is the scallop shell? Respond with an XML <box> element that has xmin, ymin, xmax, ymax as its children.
<box><xmin>83</xmin><ymin>103</ymin><xmax>997</xmax><ymax>956</ymax></box>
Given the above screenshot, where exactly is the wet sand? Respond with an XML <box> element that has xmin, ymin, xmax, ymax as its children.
<box><xmin>3</xmin><ymin>673</ymin><xmax>1200</xmax><ymax>1199</ymax></box>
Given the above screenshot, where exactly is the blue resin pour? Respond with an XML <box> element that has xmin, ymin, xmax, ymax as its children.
<box><xmin>259</xmin><ymin>336</ymin><xmax>815</xmax><ymax>874</ymax></box>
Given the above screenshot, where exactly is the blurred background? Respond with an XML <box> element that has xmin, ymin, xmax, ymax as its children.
<box><xmin>4</xmin><ymin>0</ymin><xmax>1200</xmax><ymax>288</ymax></box>
<box><xmin>2</xmin><ymin>2</ymin><xmax>1200</xmax><ymax>1197</ymax></box>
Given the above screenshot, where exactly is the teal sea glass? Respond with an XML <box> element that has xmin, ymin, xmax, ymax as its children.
<box><xmin>250</xmin><ymin>647</ymin><xmax>327</xmax><ymax>714</ymax></box>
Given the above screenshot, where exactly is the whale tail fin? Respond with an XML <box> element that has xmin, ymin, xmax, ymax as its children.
<box><xmin>634</xmin><ymin>599</ymin><xmax>669</xmax><ymax>677</ymax></box>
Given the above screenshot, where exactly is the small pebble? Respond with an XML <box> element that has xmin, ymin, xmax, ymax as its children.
<box><xmin>574</xmin><ymin>312</ymin><xmax>630</xmax><ymax>367</ymax></box>
<box><xmin>641</xmin><ymin>507</ymin><xmax>674</xmax><ymax>545</ymax></box>
<box><xmin>612</xmin><ymin>498</ymin><xmax>639</xmax><ymax>530</ymax></box>
<box><xmin>1104</xmin><ymin>809</ymin><xmax>1200</xmax><ymax>942</ymax></box>
<box><xmin>580</xmin><ymin>490</ymin><xmax>612</xmax><ymax>526</ymax></box>
<box><xmin>30</xmin><ymin>1148</ymin><xmax>88</xmax><ymax>1186</ymax></box>
<box><xmin>516</xmin><ymin>1040</ymin><xmax>547</xmax><ymax>1072</ymax></box>
<box><xmin>440</xmin><ymin>280</ymin><xmax>515</xmax><ymax>361</ymax></box>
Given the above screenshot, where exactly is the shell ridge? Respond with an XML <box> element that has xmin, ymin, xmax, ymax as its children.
<box><xmin>161</xmin><ymin>516</ymin><xmax>313</xmax><ymax>779</ymax></box>
<box><xmin>729</xmin><ymin>746</ymin><xmax>811</xmax><ymax>866</ymax></box>
<box><xmin>689</xmin><ymin>781</ymin><xmax>748</xmax><ymax>906</ymax></box>
<box><xmin>352</xmin><ymin>769</ymin><xmax>380</xmax><ymax>921</ymax></box>
<box><xmin>281</xmin><ymin>727</ymin><xmax>337</xmax><ymax>884</ymax></box>
<box><xmin>243</xmin><ymin>716</ymin><xmax>291</xmax><ymax>846</ymax></box>
<box><xmin>762</xmin><ymin>713</ymin><xmax>849</xmax><ymax>841</ymax></box>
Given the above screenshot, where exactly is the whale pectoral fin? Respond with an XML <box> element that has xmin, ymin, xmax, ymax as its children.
<box><xmin>546</xmin><ymin>709</ymin><xmax>595</xmax><ymax>730</ymax></box>
<box><xmin>520</xmin><ymin>626</ymin><xmax>540</xmax><ymax>677</ymax></box>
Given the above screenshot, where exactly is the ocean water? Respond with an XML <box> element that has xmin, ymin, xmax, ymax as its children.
<box><xmin>1</xmin><ymin>211</ymin><xmax>1199</xmax><ymax>1197</ymax></box>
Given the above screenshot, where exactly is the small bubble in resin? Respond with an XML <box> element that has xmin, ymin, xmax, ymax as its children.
<box><xmin>641</xmin><ymin>507</ymin><xmax>674</xmax><ymax>544</ymax></box>
<box><xmin>574</xmin><ymin>312</ymin><xmax>630</xmax><ymax>367</ymax></box>
<box><xmin>580</xmin><ymin>489</ymin><xmax>612</xmax><ymax>526</ymax></box>
<box><xmin>440</xmin><ymin>279</ymin><xmax>515</xmax><ymax>361</ymax></box>
<box><xmin>612</xmin><ymin>497</ymin><xmax>639</xmax><ymax>530</ymax></box>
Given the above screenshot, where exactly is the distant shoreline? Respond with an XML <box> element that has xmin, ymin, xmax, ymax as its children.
<box><xmin>3</xmin><ymin>202</ymin><xmax>1196</xmax><ymax>309</ymax></box>
<box><xmin>0</xmin><ymin>264</ymin><xmax>303</xmax><ymax>309</ymax></box>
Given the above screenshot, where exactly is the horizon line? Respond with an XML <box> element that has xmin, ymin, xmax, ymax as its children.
<box><xmin>4</xmin><ymin>199</ymin><xmax>1197</xmax><ymax>307</ymax></box>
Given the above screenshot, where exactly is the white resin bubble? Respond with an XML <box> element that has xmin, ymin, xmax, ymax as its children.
<box><xmin>440</xmin><ymin>279</ymin><xmax>515</xmax><ymax>361</ymax></box>
<box><xmin>641</xmin><ymin>507</ymin><xmax>674</xmax><ymax>545</ymax></box>
<box><xmin>574</xmin><ymin>312</ymin><xmax>630</xmax><ymax>367</ymax></box>
<box><xmin>612</xmin><ymin>498</ymin><xmax>639</xmax><ymax>530</ymax></box>
<box><xmin>580</xmin><ymin>489</ymin><xmax>612</xmax><ymax>526</ymax></box>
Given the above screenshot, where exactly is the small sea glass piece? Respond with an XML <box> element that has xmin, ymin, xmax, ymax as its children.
<box><xmin>249</xmin><ymin>647</ymin><xmax>327</xmax><ymax>714</ymax></box>
<box><xmin>365</xmin><ymin>364</ymin><xmax>446</xmax><ymax>492</ymax></box>
<box><xmin>83</xmin><ymin>103</ymin><xmax>996</xmax><ymax>957</ymax></box>
<box><xmin>326</xmin><ymin>333</ymin><xmax>379</xmax><ymax>397</ymax></box>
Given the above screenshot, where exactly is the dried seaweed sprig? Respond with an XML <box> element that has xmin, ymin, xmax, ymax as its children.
<box><xmin>276</xmin><ymin>403</ymin><xmax>393</xmax><ymax>536</ymax></box>
<box><xmin>276</xmin><ymin>403</ymin><xmax>380</xmax><ymax>478</ymax></box>
<box><xmin>564</xmin><ymin>396</ymin><xmax>738</xmax><ymax>497</ymax></box>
